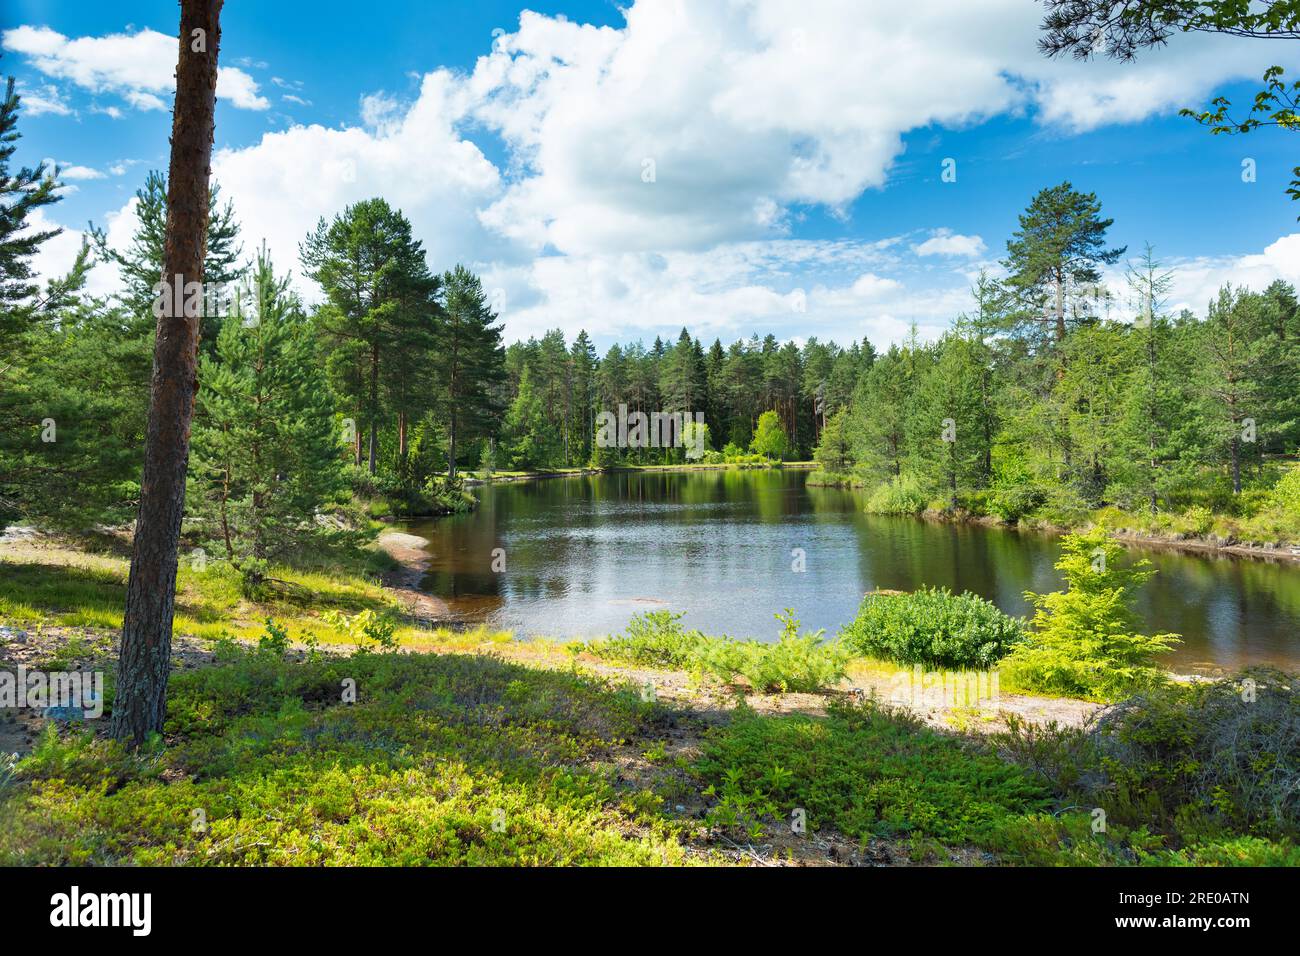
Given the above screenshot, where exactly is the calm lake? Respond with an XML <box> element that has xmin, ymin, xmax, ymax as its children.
<box><xmin>404</xmin><ymin>468</ymin><xmax>1300</xmax><ymax>673</ymax></box>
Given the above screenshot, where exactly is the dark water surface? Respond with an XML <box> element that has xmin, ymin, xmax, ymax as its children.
<box><xmin>403</xmin><ymin>469</ymin><xmax>1300</xmax><ymax>672</ymax></box>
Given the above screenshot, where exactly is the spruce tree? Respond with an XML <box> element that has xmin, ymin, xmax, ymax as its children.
<box><xmin>89</xmin><ymin>169</ymin><xmax>244</xmax><ymax>353</ymax></box>
<box><xmin>570</xmin><ymin>330</ymin><xmax>598</xmax><ymax>465</ymax></box>
<box><xmin>191</xmin><ymin>248</ymin><xmax>342</xmax><ymax>563</ymax></box>
<box><xmin>436</xmin><ymin>265</ymin><xmax>507</xmax><ymax>479</ymax></box>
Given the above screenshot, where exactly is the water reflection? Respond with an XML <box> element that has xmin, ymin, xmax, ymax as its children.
<box><xmin>403</xmin><ymin>470</ymin><xmax>1300</xmax><ymax>672</ymax></box>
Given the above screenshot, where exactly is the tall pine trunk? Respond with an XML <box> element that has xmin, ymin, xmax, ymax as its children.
<box><xmin>446</xmin><ymin>360</ymin><xmax>458</xmax><ymax>480</ymax></box>
<box><xmin>112</xmin><ymin>0</ymin><xmax>223</xmax><ymax>747</ymax></box>
<box><xmin>447</xmin><ymin>414</ymin><xmax>458</xmax><ymax>481</ymax></box>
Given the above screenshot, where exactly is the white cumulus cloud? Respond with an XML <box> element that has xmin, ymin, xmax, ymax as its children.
<box><xmin>914</xmin><ymin>230</ymin><xmax>988</xmax><ymax>258</ymax></box>
<box><xmin>2</xmin><ymin>25</ymin><xmax>271</xmax><ymax>112</ymax></box>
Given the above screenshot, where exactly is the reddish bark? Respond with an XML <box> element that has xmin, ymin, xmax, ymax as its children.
<box><xmin>111</xmin><ymin>0</ymin><xmax>224</xmax><ymax>746</ymax></box>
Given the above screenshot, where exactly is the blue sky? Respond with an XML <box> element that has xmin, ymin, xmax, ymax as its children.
<box><xmin>4</xmin><ymin>0</ymin><xmax>1299</xmax><ymax>349</ymax></box>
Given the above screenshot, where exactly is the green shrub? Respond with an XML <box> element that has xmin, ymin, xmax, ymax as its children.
<box><xmin>1181</xmin><ymin>505</ymin><xmax>1215</xmax><ymax>536</ymax></box>
<box><xmin>238</xmin><ymin>557</ymin><xmax>271</xmax><ymax>600</ymax></box>
<box><xmin>959</xmin><ymin>488</ymin><xmax>994</xmax><ymax>516</ymax></box>
<box><xmin>986</xmin><ymin>453</ymin><xmax>1047</xmax><ymax>522</ymax></box>
<box><xmin>585</xmin><ymin>610</ymin><xmax>850</xmax><ymax>694</ymax></box>
<box><xmin>838</xmin><ymin>586</ymin><xmax>1025</xmax><ymax>669</ymax></box>
<box><xmin>805</xmin><ymin>469</ymin><xmax>858</xmax><ymax>488</ymax></box>
<box><xmin>986</xmin><ymin>483</ymin><xmax>1046</xmax><ymax>523</ymax></box>
<box><xmin>1027</xmin><ymin>484</ymin><xmax>1092</xmax><ymax>527</ymax></box>
<box><xmin>256</xmin><ymin>617</ymin><xmax>292</xmax><ymax>656</ymax></box>
<box><xmin>1267</xmin><ymin>467</ymin><xmax>1300</xmax><ymax>517</ymax></box>
<box><xmin>1089</xmin><ymin>669</ymin><xmax>1300</xmax><ymax>840</ymax></box>
<box><xmin>864</xmin><ymin>473</ymin><xmax>927</xmax><ymax>515</ymax></box>
<box><xmin>720</xmin><ymin>611</ymin><xmax>851</xmax><ymax>694</ymax></box>
<box><xmin>322</xmin><ymin>608</ymin><xmax>399</xmax><ymax>651</ymax></box>
<box><xmin>1151</xmin><ymin>836</ymin><xmax>1300</xmax><ymax>867</ymax></box>
<box><xmin>1000</xmin><ymin>528</ymin><xmax>1179</xmax><ymax>701</ymax></box>
<box><xmin>983</xmin><ymin>811</ymin><xmax>1160</xmax><ymax>866</ymax></box>
<box><xmin>587</xmin><ymin>610</ymin><xmax>704</xmax><ymax>668</ymax></box>
<box><xmin>1234</xmin><ymin>467</ymin><xmax>1300</xmax><ymax>543</ymax></box>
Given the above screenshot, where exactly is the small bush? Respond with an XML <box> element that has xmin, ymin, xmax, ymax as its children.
<box><xmin>1152</xmin><ymin>836</ymin><xmax>1300</xmax><ymax>867</ymax></box>
<box><xmin>1089</xmin><ymin>669</ymin><xmax>1300</xmax><ymax>840</ymax></box>
<box><xmin>1267</xmin><ymin>467</ymin><xmax>1300</xmax><ymax>517</ymax></box>
<box><xmin>864</xmin><ymin>473</ymin><xmax>927</xmax><ymax>515</ymax></box>
<box><xmin>238</xmin><ymin>557</ymin><xmax>271</xmax><ymax>600</ymax></box>
<box><xmin>838</xmin><ymin>586</ymin><xmax>1025</xmax><ymax>669</ymax></box>
<box><xmin>322</xmin><ymin>608</ymin><xmax>399</xmax><ymax>651</ymax></box>
<box><xmin>587</xmin><ymin>610</ymin><xmax>703</xmax><ymax>668</ymax></box>
<box><xmin>256</xmin><ymin>617</ymin><xmax>292</xmax><ymax>656</ymax></box>
<box><xmin>714</xmin><ymin>611</ymin><xmax>851</xmax><ymax>694</ymax></box>
<box><xmin>1181</xmin><ymin>505</ymin><xmax>1215</xmax><ymax>536</ymax></box>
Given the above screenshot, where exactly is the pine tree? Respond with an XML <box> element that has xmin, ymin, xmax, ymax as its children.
<box><xmin>1115</xmin><ymin>245</ymin><xmax>1182</xmax><ymax>512</ymax></box>
<box><xmin>1004</xmin><ymin>181</ymin><xmax>1126</xmax><ymax>347</ymax></box>
<box><xmin>849</xmin><ymin>345</ymin><xmax>912</xmax><ymax>480</ymax></box>
<box><xmin>1198</xmin><ymin>285</ymin><xmax>1278</xmax><ymax>494</ymax></box>
<box><xmin>1054</xmin><ymin>322</ymin><xmax>1136</xmax><ymax>505</ymax></box>
<box><xmin>300</xmin><ymin>198</ymin><xmax>438</xmax><ymax>475</ymax></box>
<box><xmin>813</xmin><ymin>408</ymin><xmax>853</xmax><ymax>474</ymax></box>
<box><xmin>113</xmin><ymin>0</ymin><xmax>225</xmax><ymax>748</ymax></box>
<box><xmin>0</xmin><ymin>251</ymin><xmax>144</xmax><ymax>530</ymax></box>
<box><xmin>0</xmin><ymin>72</ymin><xmax>62</xmax><ymax>343</ymax></box>
<box><xmin>906</xmin><ymin>335</ymin><xmax>988</xmax><ymax>508</ymax></box>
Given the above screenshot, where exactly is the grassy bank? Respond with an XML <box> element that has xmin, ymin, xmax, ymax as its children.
<box><xmin>807</xmin><ymin>467</ymin><xmax>1300</xmax><ymax>560</ymax></box>
<box><xmin>0</xmin><ymin>533</ymin><xmax>503</xmax><ymax>649</ymax></box>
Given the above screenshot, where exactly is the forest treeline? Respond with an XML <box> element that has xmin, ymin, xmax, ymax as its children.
<box><xmin>3</xmin><ymin>77</ymin><xmax>1300</xmax><ymax>570</ymax></box>
<box><xmin>813</xmin><ymin>256</ymin><xmax>1300</xmax><ymax>535</ymax></box>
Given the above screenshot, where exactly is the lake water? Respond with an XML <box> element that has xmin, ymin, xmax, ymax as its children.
<box><xmin>403</xmin><ymin>469</ymin><xmax>1300</xmax><ymax>673</ymax></box>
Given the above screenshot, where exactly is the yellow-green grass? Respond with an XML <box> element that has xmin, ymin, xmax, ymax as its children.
<box><xmin>0</xmin><ymin>543</ymin><xmax>514</xmax><ymax>649</ymax></box>
<box><xmin>0</xmin><ymin>644</ymin><xmax>711</xmax><ymax>865</ymax></box>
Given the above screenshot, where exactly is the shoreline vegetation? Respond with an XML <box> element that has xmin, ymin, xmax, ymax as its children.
<box><xmin>459</xmin><ymin>459</ymin><xmax>817</xmax><ymax>486</ymax></box>
<box><xmin>2</xmin><ymin>521</ymin><xmax>1296</xmax><ymax>866</ymax></box>
<box><xmin>807</xmin><ymin>467</ymin><xmax>1300</xmax><ymax>565</ymax></box>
